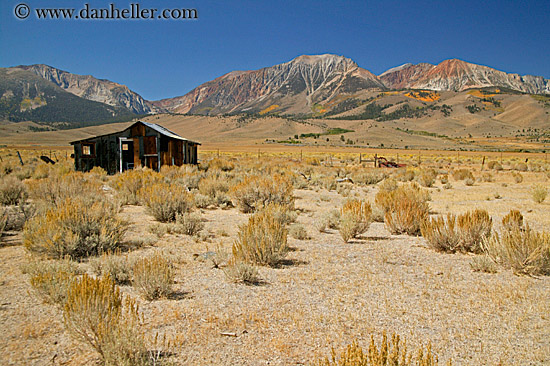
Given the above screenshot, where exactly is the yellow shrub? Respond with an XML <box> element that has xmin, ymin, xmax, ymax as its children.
<box><xmin>138</xmin><ymin>182</ymin><xmax>193</xmax><ymax>222</ymax></box>
<box><xmin>223</xmin><ymin>259</ymin><xmax>261</xmax><ymax>285</ymax></box>
<box><xmin>0</xmin><ymin>175</ymin><xmax>28</xmax><ymax>205</ymax></box>
<box><xmin>26</xmin><ymin>171</ymin><xmax>100</xmax><ymax>204</ymax></box>
<box><xmin>207</xmin><ymin>158</ymin><xmax>235</xmax><ymax>172</ymax></box>
<box><xmin>232</xmin><ymin>205</ymin><xmax>289</xmax><ymax>267</ymax></box>
<box><xmin>90</xmin><ymin>250</ymin><xmax>133</xmax><ymax>285</ymax></box>
<box><xmin>339</xmin><ymin>199</ymin><xmax>373</xmax><ymax>243</ymax></box>
<box><xmin>484</xmin><ymin>225</ymin><xmax>550</xmax><ymax>276</ymax></box>
<box><xmin>351</xmin><ymin>170</ymin><xmax>387</xmax><ymax>186</ymax></box>
<box><xmin>23</xmin><ymin>197</ymin><xmax>127</xmax><ymax>259</ymax></box>
<box><xmin>502</xmin><ymin>210</ymin><xmax>523</xmax><ymax>231</ymax></box>
<box><xmin>132</xmin><ymin>252</ymin><xmax>174</xmax><ymax>300</ymax></box>
<box><xmin>452</xmin><ymin>169</ymin><xmax>474</xmax><ymax>181</ymax></box>
<box><xmin>422</xmin><ymin>210</ymin><xmax>492</xmax><ymax>253</ymax></box>
<box><xmin>198</xmin><ymin>174</ymin><xmax>232</xmax><ymax>207</ymax></box>
<box><xmin>112</xmin><ymin>168</ymin><xmax>163</xmax><ymax>205</ymax></box>
<box><xmin>421</xmin><ymin>214</ymin><xmax>461</xmax><ymax>252</ymax></box>
<box><xmin>457</xmin><ymin>209</ymin><xmax>492</xmax><ymax>252</ymax></box>
<box><xmin>64</xmin><ymin>274</ymin><xmax>147</xmax><ymax>364</ymax></box>
<box><xmin>231</xmin><ymin>174</ymin><xmax>294</xmax><ymax>213</ymax></box>
<box><xmin>416</xmin><ymin>168</ymin><xmax>437</xmax><ymax>187</ymax></box>
<box><xmin>531</xmin><ymin>184</ymin><xmax>548</xmax><ymax>204</ymax></box>
<box><xmin>376</xmin><ymin>183</ymin><xmax>429</xmax><ymax>236</ymax></box>
<box><xmin>317</xmin><ymin>332</ymin><xmax>440</xmax><ymax>366</ymax></box>
<box><xmin>25</xmin><ymin>258</ymin><xmax>82</xmax><ymax>304</ymax></box>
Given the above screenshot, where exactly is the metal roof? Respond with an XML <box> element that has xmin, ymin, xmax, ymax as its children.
<box><xmin>139</xmin><ymin>121</ymin><xmax>186</xmax><ymax>141</ymax></box>
<box><xmin>70</xmin><ymin>121</ymin><xmax>200</xmax><ymax>145</ymax></box>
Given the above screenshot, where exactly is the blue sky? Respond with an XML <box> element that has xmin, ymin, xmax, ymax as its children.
<box><xmin>1</xmin><ymin>0</ymin><xmax>549</xmax><ymax>100</ymax></box>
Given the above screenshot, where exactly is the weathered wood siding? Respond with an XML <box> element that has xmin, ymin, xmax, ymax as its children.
<box><xmin>72</xmin><ymin>122</ymin><xmax>198</xmax><ymax>174</ymax></box>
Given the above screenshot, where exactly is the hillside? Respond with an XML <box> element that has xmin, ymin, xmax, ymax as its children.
<box><xmin>18</xmin><ymin>64</ymin><xmax>160</xmax><ymax>114</ymax></box>
<box><xmin>0</xmin><ymin>68</ymin><xmax>139</xmax><ymax>128</ymax></box>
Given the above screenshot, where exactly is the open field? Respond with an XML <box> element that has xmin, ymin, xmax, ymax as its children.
<box><xmin>1</xmin><ymin>110</ymin><xmax>549</xmax><ymax>152</ymax></box>
<box><xmin>0</xmin><ymin>148</ymin><xmax>549</xmax><ymax>365</ymax></box>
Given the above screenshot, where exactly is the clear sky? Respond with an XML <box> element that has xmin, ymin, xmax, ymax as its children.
<box><xmin>1</xmin><ymin>0</ymin><xmax>549</xmax><ymax>101</ymax></box>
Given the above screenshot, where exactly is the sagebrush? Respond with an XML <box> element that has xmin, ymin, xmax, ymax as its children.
<box><xmin>132</xmin><ymin>252</ymin><xmax>174</xmax><ymax>300</ymax></box>
<box><xmin>64</xmin><ymin>274</ymin><xmax>148</xmax><ymax>365</ymax></box>
<box><xmin>317</xmin><ymin>332</ymin><xmax>441</xmax><ymax>366</ymax></box>
<box><xmin>232</xmin><ymin>205</ymin><xmax>289</xmax><ymax>267</ymax></box>
<box><xmin>23</xmin><ymin>197</ymin><xmax>127</xmax><ymax>259</ymax></box>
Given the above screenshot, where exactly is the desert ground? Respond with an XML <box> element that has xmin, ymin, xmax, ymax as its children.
<box><xmin>0</xmin><ymin>147</ymin><xmax>549</xmax><ymax>366</ymax></box>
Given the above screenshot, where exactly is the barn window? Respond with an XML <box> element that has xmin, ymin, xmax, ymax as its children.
<box><xmin>82</xmin><ymin>143</ymin><xmax>95</xmax><ymax>156</ymax></box>
<box><xmin>122</xmin><ymin>143</ymin><xmax>129</xmax><ymax>151</ymax></box>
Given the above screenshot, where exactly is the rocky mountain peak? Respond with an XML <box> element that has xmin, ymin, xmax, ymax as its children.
<box><xmin>17</xmin><ymin>64</ymin><xmax>158</xmax><ymax>114</ymax></box>
<box><xmin>153</xmin><ymin>54</ymin><xmax>385</xmax><ymax>115</ymax></box>
<box><xmin>380</xmin><ymin>58</ymin><xmax>549</xmax><ymax>94</ymax></box>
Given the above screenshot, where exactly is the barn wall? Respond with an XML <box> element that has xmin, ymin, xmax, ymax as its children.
<box><xmin>73</xmin><ymin>122</ymin><xmax>197</xmax><ymax>174</ymax></box>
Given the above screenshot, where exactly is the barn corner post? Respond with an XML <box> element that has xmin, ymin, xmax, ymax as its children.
<box><xmin>118</xmin><ymin>137</ymin><xmax>123</xmax><ymax>173</ymax></box>
<box><xmin>156</xmin><ymin>131</ymin><xmax>161</xmax><ymax>172</ymax></box>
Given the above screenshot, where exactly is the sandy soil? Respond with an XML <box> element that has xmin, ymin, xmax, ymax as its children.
<box><xmin>1</xmin><ymin>164</ymin><xmax>550</xmax><ymax>366</ymax></box>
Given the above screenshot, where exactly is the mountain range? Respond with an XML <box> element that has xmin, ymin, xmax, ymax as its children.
<box><xmin>1</xmin><ymin>54</ymin><xmax>549</xmax><ymax>127</ymax></box>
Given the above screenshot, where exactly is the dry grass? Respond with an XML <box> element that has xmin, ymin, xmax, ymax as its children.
<box><xmin>63</xmin><ymin>274</ymin><xmax>148</xmax><ymax>365</ymax></box>
<box><xmin>457</xmin><ymin>209</ymin><xmax>493</xmax><ymax>253</ymax></box>
<box><xmin>138</xmin><ymin>182</ymin><xmax>194</xmax><ymax>222</ymax></box>
<box><xmin>451</xmin><ymin>168</ymin><xmax>474</xmax><ymax>181</ymax></box>
<box><xmin>172</xmin><ymin>212</ymin><xmax>204</xmax><ymax>236</ymax></box>
<box><xmin>289</xmin><ymin>224</ymin><xmax>310</xmax><ymax>240</ymax></box>
<box><xmin>132</xmin><ymin>252</ymin><xmax>174</xmax><ymax>300</ymax></box>
<box><xmin>416</xmin><ymin>168</ymin><xmax>437</xmax><ymax>188</ymax></box>
<box><xmin>231</xmin><ymin>174</ymin><xmax>294</xmax><ymax>213</ymax></box>
<box><xmin>422</xmin><ymin>210</ymin><xmax>492</xmax><ymax>253</ymax></box>
<box><xmin>470</xmin><ymin>254</ymin><xmax>498</xmax><ymax>274</ymax></box>
<box><xmin>26</xmin><ymin>171</ymin><xmax>101</xmax><ymax>205</ymax></box>
<box><xmin>317</xmin><ymin>332</ymin><xmax>440</xmax><ymax>366</ymax></box>
<box><xmin>502</xmin><ymin>209</ymin><xmax>523</xmax><ymax>231</ymax></box>
<box><xmin>0</xmin><ymin>176</ymin><xmax>27</xmax><ymax>206</ymax></box>
<box><xmin>24</xmin><ymin>257</ymin><xmax>82</xmax><ymax>304</ymax></box>
<box><xmin>420</xmin><ymin>214</ymin><xmax>461</xmax><ymax>252</ymax></box>
<box><xmin>352</xmin><ymin>170</ymin><xmax>387</xmax><ymax>186</ymax></box>
<box><xmin>205</xmin><ymin>157</ymin><xmax>235</xmax><ymax>172</ymax></box>
<box><xmin>199</xmin><ymin>175</ymin><xmax>231</xmax><ymax>201</ymax></box>
<box><xmin>223</xmin><ymin>260</ymin><xmax>261</xmax><ymax>285</ymax></box>
<box><xmin>376</xmin><ymin>183</ymin><xmax>429</xmax><ymax>236</ymax></box>
<box><xmin>23</xmin><ymin>197</ymin><xmax>128</xmax><ymax>259</ymax></box>
<box><xmin>0</xmin><ymin>207</ymin><xmax>7</xmax><ymax>240</ymax></box>
<box><xmin>2</xmin><ymin>148</ymin><xmax>550</xmax><ymax>365</ymax></box>
<box><xmin>512</xmin><ymin>171</ymin><xmax>524</xmax><ymax>183</ymax></box>
<box><xmin>90</xmin><ymin>250</ymin><xmax>133</xmax><ymax>285</ymax></box>
<box><xmin>531</xmin><ymin>184</ymin><xmax>548</xmax><ymax>203</ymax></box>
<box><xmin>339</xmin><ymin>199</ymin><xmax>373</xmax><ymax>243</ymax></box>
<box><xmin>232</xmin><ymin>204</ymin><xmax>289</xmax><ymax>267</ymax></box>
<box><xmin>484</xmin><ymin>225</ymin><xmax>550</xmax><ymax>276</ymax></box>
<box><xmin>316</xmin><ymin>209</ymin><xmax>341</xmax><ymax>232</ymax></box>
<box><xmin>113</xmin><ymin>168</ymin><xmax>163</xmax><ymax>205</ymax></box>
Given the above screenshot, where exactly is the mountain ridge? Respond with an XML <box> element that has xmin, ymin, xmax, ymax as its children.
<box><xmin>151</xmin><ymin>54</ymin><xmax>386</xmax><ymax>115</ymax></box>
<box><xmin>1</xmin><ymin>55</ymin><xmax>549</xmax><ymax>125</ymax></box>
<box><xmin>16</xmin><ymin>64</ymin><xmax>160</xmax><ymax>114</ymax></box>
<box><xmin>0</xmin><ymin>67</ymin><xmax>138</xmax><ymax>127</ymax></box>
<box><xmin>154</xmin><ymin>55</ymin><xmax>549</xmax><ymax>116</ymax></box>
<box><xmin>380</xmin><ymin>58</ymin><xmax>550</xmax><ymax>94</ymax></box>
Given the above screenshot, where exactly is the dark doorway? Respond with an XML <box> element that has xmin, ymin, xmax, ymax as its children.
<box><xmin>121</xmin><ymin>140</ymin><xmax>134</xmax><ymax>172</ymax></box>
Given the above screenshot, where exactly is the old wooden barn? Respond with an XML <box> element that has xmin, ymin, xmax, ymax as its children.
<box><xmin>71</xmin><ymin>121</ymin><xmax>200</xmax><ymax>174</ymax></box>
